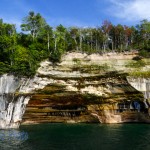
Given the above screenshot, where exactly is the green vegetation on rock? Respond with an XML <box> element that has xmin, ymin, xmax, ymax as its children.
<box><xmin>126</xmin><ymin>60</ymin><xmax>147</xmax><ymax>68</ymax></box>
<box><xmin>129</xmin><ymin>71</ymin><xmax>150</xmax><ymax>78</ymax></box>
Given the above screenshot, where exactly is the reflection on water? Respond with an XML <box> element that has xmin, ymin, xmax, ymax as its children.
<box><xmin>0</xmin><ymin>124</ymin><xmax>150</xmax><ymax>150</ymax></box>
<box><xmin>0</xmin><ymin>129</ymin><xmax>28</xmax><ymax>149</ymax></box>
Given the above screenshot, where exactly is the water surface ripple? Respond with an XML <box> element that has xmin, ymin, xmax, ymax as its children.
<box><xmin>0</xmin><ymin>123</ymin><xmax>150</xmax><ymax>150</ymax></box>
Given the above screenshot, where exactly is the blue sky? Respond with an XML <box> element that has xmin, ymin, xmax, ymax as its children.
<box><xmin>1</xmin><ymin>0</ymin><xmax>150</xmax><ymax>30</ymax></box>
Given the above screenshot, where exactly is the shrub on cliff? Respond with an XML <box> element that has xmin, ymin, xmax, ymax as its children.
<box><xmin>126</xmin><ymin>60</ymin><xmax>146</xmax><ymax>68</ymax></box>
<box><xmin>139</xmin><ymin>50</ymin><xmax>150</xmax><ymax>58</ymax></box>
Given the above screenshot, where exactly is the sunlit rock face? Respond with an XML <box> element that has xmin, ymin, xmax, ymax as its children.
<box><xmin>91</xmin><ymin>110</ymin><xmax>122</xmax><ymax>124</ymax></box>
<box><xmin>127</xmin><ymin>77</ymin><xmax>150</xmax><ymax>100</ymax></box>
<box><xmin>0</xmin><ymin>53</ymin><xmax>149</xmax><ymax>128</ymax></box>
<box><xmin>22</xmin><ymin>59</ymin><xmax>148</xmax><ymax>125</ymax></box>
<box><xmin>21</xmin><ymin>56</ymin><xmax>149</xmax><ymax>125</ymax></box>
<box><xmin>0</xmin><ymin>73</ymin><xmax>52</xmax><ymax>129</ymax></box>
<box><xmin>0</xmin><ymin>75</ymin><xmax>30</xmax><ymax>129</ymax></box>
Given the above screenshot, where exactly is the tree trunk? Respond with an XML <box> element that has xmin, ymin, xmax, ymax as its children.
<box><xmin>74</xmin><ymin>38</ymin><xmax>78</xmax><ymax>51</ymax></box>
<box><xmin>80</xmin><ymin>36</ymin><xmax>82</xmax><ymax>51</ymax></box>
<box><xmin>91</xmin><ymin>33</ymin><xmax>93</xmax><ymax>51</ymax></box>
<box><xmin>96</xmin><ymin>39</ymin><xmax>98</xmax><ymax>52</ymax></box>
<box><xmin>112</xmin><ymin>42</ymin><xmax>113</xmax><ymax>52</ymax></box>
<box><xmin>47</xmin><ymin>33</ymin><xmax>50</xmax><ymax>51</ymax></box>
<box><xmin>54</xmin><ymin>38</ymin><xmax>57</xmax><ymax>51</ymax></box>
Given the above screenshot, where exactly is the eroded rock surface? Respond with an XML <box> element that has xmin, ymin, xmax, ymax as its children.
<box><xmin>22</xmin><ymin>53</ymin><xmax>150</xmax><ymax>124</ymax></box>
<box><xmin>0</xmin><ymin>53</ymin><xmax>150</xmax><ymax>128</ymax></box>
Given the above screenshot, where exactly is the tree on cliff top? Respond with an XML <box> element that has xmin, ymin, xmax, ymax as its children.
<box><xmin>21</xmin><ymin>11</ymin><xmax>47</xmax><ymax>40</ymax></box>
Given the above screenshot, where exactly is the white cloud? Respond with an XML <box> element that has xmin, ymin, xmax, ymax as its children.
<box><xmin>108</xmin><ymin>0</ymin><xmax>150</xmax><ymax>21</ymax></box>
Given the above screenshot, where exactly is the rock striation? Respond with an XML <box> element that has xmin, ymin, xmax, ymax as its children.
<box><xmin>0</xmin><ymin>52</ymin><xmax>150</xmax><ymax>128</ymax></box>
<box><xmin>22</xmin><ymin>53</ymin><xmax>150</xmax><ymax>125</ymax></box>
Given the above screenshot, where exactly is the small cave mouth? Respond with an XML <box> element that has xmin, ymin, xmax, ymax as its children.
<box><xmin>51</xmin><ymin>105</ymin><xmax>87</xmax><ymax>111</ymax></box>
<box><xmin>45</xmin><ymin>105</ymin><xmax>87</xmax><ymax>117</ymax></box>
<box><xmin>47</xmin><ymin>111</ymin><xmax>82</xmax><ymax>117</ymax></box>
<box><xmin>117</xmin><ymin>101</ymin><xmax>148</xmax><ymax>113</ymax></box>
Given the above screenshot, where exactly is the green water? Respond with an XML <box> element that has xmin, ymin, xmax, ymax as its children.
<box><xmin>0</xmin><ymin>123</ymin><xmax>150</xmax><ymax>150</ymax></box>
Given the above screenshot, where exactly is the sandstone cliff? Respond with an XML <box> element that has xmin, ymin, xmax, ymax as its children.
<box><xmin>0</xmin><ymin>52</ymin><xmax>149</xmax><ymax>128</ymax></box>
<box><xmin>22</xmin><ymin>52</ymin><xmax>150</xmax><ymax>124</ymax></box>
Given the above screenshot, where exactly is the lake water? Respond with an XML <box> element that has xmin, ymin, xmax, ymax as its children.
<box><xmin>0</xmin><ymin>123</ymin><xmax>150</xmax><ymax>150</ymax></box>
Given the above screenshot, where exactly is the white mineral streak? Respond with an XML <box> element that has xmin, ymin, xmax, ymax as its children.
<box><xmin>0</xmin><ymin>75</ymin><xmax>30</xmax><ymax>129</ymax></box>
<box><xmin>127</xmin><ymin>77</ymin><xmax>150</xmax><ymax>100</ymax></box>
<box><xmin>127</xmin><ymin>77</ymin><xmax>150</xmax><ymax>108</ymax></box>
<box><xmin>0</xmin><ymin>74</ymin><xmax>56</xmax><ymax>129</ymax></box>
<box><xmin>0</xmin><ymin>61</ymin><xmax>54</xmax><ymax>129</ymax></box>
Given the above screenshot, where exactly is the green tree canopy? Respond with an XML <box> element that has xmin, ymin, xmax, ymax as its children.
<box><xmin>21</xmin><ymin>11</ymin><xmax>47</xmax><ymax>40</ymax></box>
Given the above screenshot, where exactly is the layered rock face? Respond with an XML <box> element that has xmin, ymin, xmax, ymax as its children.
<box><xmin>22</xmin><ymin>53</ymin><xmax>150</xmax><ymax>124</ymax></box>
<box><xmin>0</xmin><ymin>52</ymin><xmax>150</xmax><ymax>128</ymax></box>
